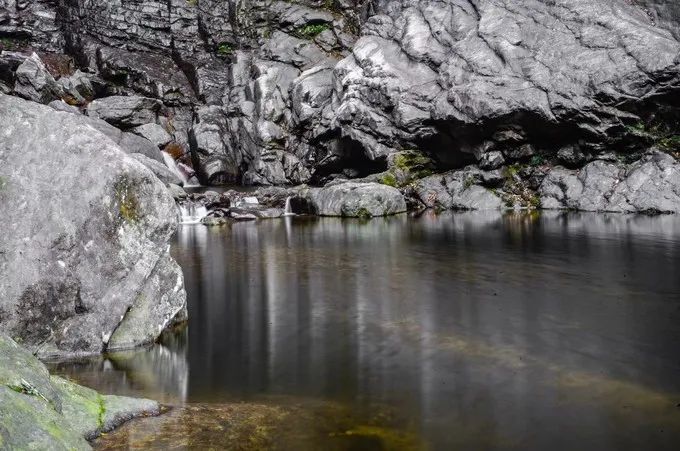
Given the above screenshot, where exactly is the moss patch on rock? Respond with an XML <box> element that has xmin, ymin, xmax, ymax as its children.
<box><xmin>295</xmin><ymin>23</ymin><xmax>330</xmax><ymax>39</ymax></box>
<box><xmin>379</xmin><ymin>150</ymin><xmax>436</xmax><ymax>188</ymax></box>
<box><xmin>0</xmin><ymin>335</ymin><xmax>159</xmax><ymax>449</ymax></box>
<box><xmin>114</xmin><ymin>175</ymin><xmax>141</xmax><ymax>223</ymax></box>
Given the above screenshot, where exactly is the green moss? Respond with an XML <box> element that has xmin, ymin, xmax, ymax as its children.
<box><xmin>0</xmin><ymin>386</ymin><xmax>90</xmax><ymax>450</ymax></box>
<box><xmin>529</xmin><ymin>194</ymin><xmax>541</xmax><ymax>209</ymax></box>
<box><xmin>529</xmin><ymin>155</ymin><xmax>545</xmax><ymax>166</ymax></box>
<box><xmin>97</xmin><ymin>395</ymin><xmax>106</xmax><ymax>429</ymax></box>
<box><xmin>391</xmin><ymin>150</ymin><xmax>435</xmax><ymax>183</ymax></box>
<box><xmin>295</xmin><ymin>23</ymin><xmax>330</xmax><ymax>39</ymax></box>
<box><xmin>356</xmin><ymin>208</ymin><xmax>372</xmax><ymax>220</ymax></box>
<box><xmin>0</xmin><ymin>37</ymin><xmax>28</xmax><ymax>51</ymax></box>
<box><xmin>334</xmin><ymin>425</ymin><xmax>423</xmax><ymax>450</ymax></box>
<box><xmin>658</xmin><ymin>135</ymin><xmax>680</xmax><ymax>151</ymax></box>
<box><xmin>378</xmin><ymin>172</ymin><xmax>397</xmax><ymax>187</ymax></box>
<box><xmin>502</xmin><ymin>164</ymin><xmax>520</xmax><ymax>180</ymax></box>
<box><xmin>0</xmin><ymin>175</ymin><xmax>6</xmax><ymax>191</ymax></box>
<box><xmin>393</xmin><ymin>150</ymin><xmax>432</xmax><ymax>173</ymax></box>
<box><xmin>114</xmin><ymin>176</ymin><xmax>140</xmax><ymax>223</ymax></box>
<box><xmin>216</xmin><ymin>42</ymin><xmax>233</xmax><ymax>56</ymax></box>
<box><xmin>463</xmin><ymin>175</ymin><xmax>476</xmax><ymax>190</ymax></box>
<box><xmin>626</xmin><ymin>120</ymin><xmax>680</xmax><ymax>155</ymax></box>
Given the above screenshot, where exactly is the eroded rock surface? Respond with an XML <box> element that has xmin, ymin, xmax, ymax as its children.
<box><xmin>0</xmin><ymin>95</ymin><xmax>186</xmax><ymax>357</ymax></box>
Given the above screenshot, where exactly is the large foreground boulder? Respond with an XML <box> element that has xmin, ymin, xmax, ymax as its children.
<box><xmin>0</xmin><ymin>335</ymin><xmax>158</xmax><ymax>450</ymax></box>
<box><xmin>0</xmin><ymin>94</ymin><xmax>187</xmax><ymax>357</ymax></box>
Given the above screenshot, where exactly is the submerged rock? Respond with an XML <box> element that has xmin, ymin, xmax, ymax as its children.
<box><xmin>0</xmin><ymin>94</ymin><xmax>187</xmax><ymax>357</ymax></box>
<box><xmin>0</xmin><ymin>335</ymin><xmax>158</xmax><ymax>450</ymax></box>
<box><xmin>302</xmin><ymin>182</ymin><xmax>407</xmax><ymax>218</ymax></box>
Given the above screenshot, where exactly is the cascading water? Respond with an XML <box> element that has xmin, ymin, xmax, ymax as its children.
<box><xmin>177</xmin><ymin>202</ymin><xmax>208</xmax><ymax>225</ymax></box>
<box><xmin>283</xmin><ymin>196</ymin><xmax>294</xmax><ymax>216</ymax></box>
<box><xmin>161</xmin><ymin>151</ymin><xmax>190</xmax><ymax>185</ymax></box>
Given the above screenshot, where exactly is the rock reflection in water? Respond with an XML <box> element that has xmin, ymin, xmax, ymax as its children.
<box><xmin>48</xmin><ymin>327</ymin><xmax>189</xmax><ymax>405</ymax></box>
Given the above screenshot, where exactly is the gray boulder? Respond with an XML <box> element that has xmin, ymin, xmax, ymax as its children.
<box><xmin>413</xmin><ymin>169</ymin><xmax>504</xmax><ymax>211</ymax></box>
<box><xmin>540</xmin><ymin>151</ymin><xmax>680</xmax><ymax>213</ymax></box>
<box><xmin>131</xmin><ymin>123</ymin><xmax>173</xmax><ymax>148</ymax></box>
<box><xmin>301</xmin><ymin>182</ymin><xmax>407</xmax><ymax>217</ymax></box>
<box><xmin>0</xmin><ymin>94</ymin><xmax>186</xmax><ymax>357</ymax></box>
<box><xmin>129</xmin><ymin>153</ymin><xmax>182</xmax><ymax>186</ymax></box>
<box><xmin>13</xmin><ymin>52</ymin><xmax>64</xmax><ymax>104</ymax></box>
<box><xmin>47</xmin><ymin>99</ymin><xmax>164</xmax><ymax>163</ymax></box>
<box><xmin>0</xmin><ymin>334</ymin><xmax>159</xmax><ymax>450</ymax></box>
<box><xmin>86</xmin><ymin>95</ymin><xmax>163</xmax><ymax>129</ymax></box>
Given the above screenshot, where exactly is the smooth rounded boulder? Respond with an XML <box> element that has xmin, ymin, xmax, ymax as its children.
<box><xmin>301</xmin><ymin>182</ymin><xmax>407</xmax><ymax>218</ymax></box>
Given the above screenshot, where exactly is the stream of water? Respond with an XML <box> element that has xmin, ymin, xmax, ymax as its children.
<box><xmin>50</xmin><ymin>211</ymin><xmax>680</xmax><ymax>450</ymax></box>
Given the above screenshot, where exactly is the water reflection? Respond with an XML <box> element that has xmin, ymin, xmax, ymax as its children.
<box><xmin>54</xmin><ymin>212</ymin><xmax>680</xmax><ymax>450</ymax></box>
<box><xmin>49</xmin><ymin>329</ymin><xmax>189</xmax><ymax>404</ymax></box>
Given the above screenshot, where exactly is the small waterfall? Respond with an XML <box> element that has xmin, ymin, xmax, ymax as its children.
<box><xmin>178</xmin><ymin>202</ymin><xmax>208</xmax><ymax>225</ymax></box>
<box><xmin>162</xmin><ymin>151</ymin><xmax>190</xmax><ymax>185</ymax></box>
<box><xmin>283</xmin><ymin>196</ymin><xmax>294</xmax><ymax>216</ymax></box>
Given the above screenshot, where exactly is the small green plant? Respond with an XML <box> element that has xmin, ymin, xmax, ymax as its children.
<box><xmin>529</xmin><ymin>194</ymin><xmax>541</xmax><ymax>209</ymax></box>
<box><xmin>658</xmin><ymin>135</ymin><xmax>680</xmax><ymax>151</ymax></box>
<box><xmin>295</xmin><ymin>23</ymin><xmax>329</xmax><ymax>39</ymax></box>
<box><xmin>379</xmin><ymin>172</ymin><xmax>397</xmax><ymax>187</ymax></box>
<box><xmin>503</xmin><ymin>164</ymin><xmax>520</xmax><ymax>180</ymax></box>
<box><xmin>216</xmin><ymin>43</ymin><xmax>233</xmax><ymax>56</ymax></box>
<box><xmin>529</xmin><ymin>155</ymin><xmax>545</xmax><ymax>166</ymax></box>
<box><xmin>463</xmin><ymin>176</ymin><xmax>476</xmax><ymax>190</ymax></box>
<box><xmin>392</xmin><ymin>150</ymin><xmax>435</xmax><ymax>180</ymax></box>
<box><xmin>8</xmin><ymin>379</ymin><xmax>51</xmax><ymax>406</ymax></box>
<box><xmin>0</xmin><ymin>176</ymin><xmax>6</xmax><ymax>191</ymax></box>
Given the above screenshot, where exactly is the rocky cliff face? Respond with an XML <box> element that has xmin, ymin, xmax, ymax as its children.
<box><xmin>1</xmin><ymin>0</ymin><xmax>680</xmax><ymax>208</ymax></box>
<box><xmin>0</xmin><ymin>94</ymin><xmax>187</xmax><ymax>357</ymax></box>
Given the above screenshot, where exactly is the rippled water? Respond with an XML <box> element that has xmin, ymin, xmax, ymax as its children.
<box><xmin>51</xmin><ymin>211</ymin><xmax>680</xmax><ymax>450</ymax></box>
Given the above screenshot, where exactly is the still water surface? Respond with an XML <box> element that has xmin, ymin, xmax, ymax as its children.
<box><xmin>52</xmin><ymin>211</ymin><xmax>680</xmax><ymax>450</ymax></box>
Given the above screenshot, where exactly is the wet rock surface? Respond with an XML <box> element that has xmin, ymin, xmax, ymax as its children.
<box><xmin>0</xmin><ymin>95</ymin><xmax>186</xmax><ymax>357</ymax></box>
<box><xmin>0</xmin><ymin>335</ymin><xmax>158</xmax><ymax>450</ymax></box>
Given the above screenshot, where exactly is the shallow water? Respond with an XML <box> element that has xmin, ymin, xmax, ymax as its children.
<box><xmin>51</xmin><ymin>211</ymin><xmax>680</xmax><ymax>450</ymax></box>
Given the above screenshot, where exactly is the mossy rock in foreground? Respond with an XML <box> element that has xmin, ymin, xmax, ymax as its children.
<box><xmin>0</xmin><ymin>335</ymin><xmax>159</xmax><ymax>450</ymax></box>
